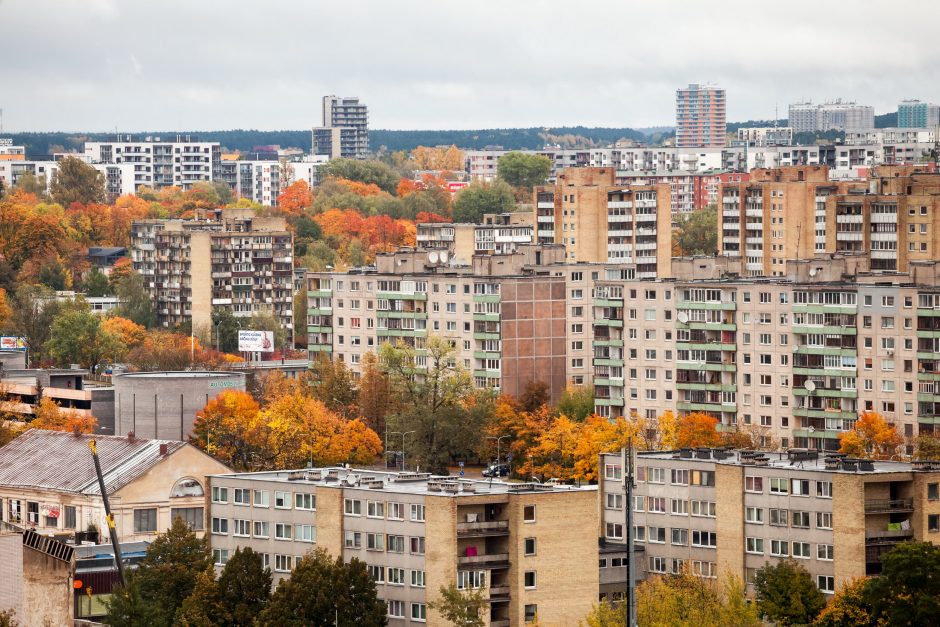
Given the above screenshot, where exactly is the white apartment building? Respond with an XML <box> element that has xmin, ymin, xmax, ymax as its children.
<box><xmin>788</xmin><ymin>101</ymin><xmax>876</xmax><ymax>133</ymax></box>
<box><xmin>0</xmin><ymin>159</ymin><xmax>136</xmax><ymax>197</ymax></box>
<box><xmin>84</xmin><ymin>135</ymin><xmax>221</xmax><ymax>190</ymax></box>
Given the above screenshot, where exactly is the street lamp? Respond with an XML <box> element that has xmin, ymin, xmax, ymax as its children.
<box><xmin>487</xmin><ymin>435</ymin><xmax>510</xmax><ymax>467</ymax></box>
<box><xmin>388</xmin><ymin>431</ymin><xmax>416</xmax><ymax>471</ymax></box>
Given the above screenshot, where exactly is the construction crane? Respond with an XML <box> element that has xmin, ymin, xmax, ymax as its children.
<box><xmin>89</xmin><ymin>440</ymin><xmax>127</xmax><ymax>586</ymax></box>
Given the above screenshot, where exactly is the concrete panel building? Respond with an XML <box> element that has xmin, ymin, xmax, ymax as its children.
<box><xmin>312</xmin><ymin>95</ymin><xmax>369</xmax><ymax>159</ymax></box>
<box><xmin>207</xmin><ymin>466</ymin><xmax>598</xmax><ymax>626</ymax></box>
<box><xmin>113</xmin><ymin>371</ymin><xmax>246</xmax><ymax>441</ymax></box>
<box><xmin>898</xmin><ymin>100</ymin><xmax>940</xmax><ymax>129</ymax></box>
<box><xmin>84</xmin><ymin>135</ymin><xmax>221</xmax><ymax>191</ymax></box>
<box><xmin>676</xmin><ymin>84</ymin><xmax>727</xmax><ymax>148</ymax></box>
<box><xmin>788</xmin><ymin>101</ymin><xmax>875</xmax><ymax>133</ymax></box>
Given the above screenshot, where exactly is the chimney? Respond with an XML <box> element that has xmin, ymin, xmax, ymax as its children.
<box><xmin>127</xmin><ymin>431</ymin><xmax>136</xmax><ymax>442</ymax></box>
<box><xmin>159</xmin><ymin>443</ymin><xmax>168</xmax><ymax>456</ymax></box>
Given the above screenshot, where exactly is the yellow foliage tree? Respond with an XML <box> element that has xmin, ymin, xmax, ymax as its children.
<box><xmin>839</xmin><ymin>411</ymin><xmax>903</xmax><ymax>459</ymax></box>
<box><xmin>29</xmin><ymin>397</ymin><xmax>98</xmax><ymax>434</ymax></box>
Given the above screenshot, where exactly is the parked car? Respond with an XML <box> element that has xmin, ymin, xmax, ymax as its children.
<box><xmin>482</xmin><ymin>463</ymin><xmax>509</xmax><ymax>478</ymax></box>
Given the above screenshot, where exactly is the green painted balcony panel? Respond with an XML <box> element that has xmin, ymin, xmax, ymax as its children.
<box><xmin>793</xmin><ymin>367</ymin><xmax>857</xmax><ymax>377</ymax></box>
<box><xmin>918</xmin><ymin>393</ymin><xmax>940</xmax><ymax>403</ymax></box>
<box><xmin>595</xmin><ymin>398</ymin><xmax>626</xmax><ymax>407</ymax></box>
<box><xmin>473</xmin><ymin>351</ymin><xmax>502</xmax><ymax>360</ymax></box>
<box><xmin>676</xmin><ymin>362</ymin><xmax>737</xmax><ymax>372</ymax></box>
<box><xmin>677</xmin><ymin>301</ymin><xmax>736</xmax><ymax>311</ymax></box>
<box><xmin>594</xmin><ymin>319</ymin><xmax>625</xmax><ymax>328</ymax></box>
<box><xmin>677</xmin><ymin>402</ymin><xmax>727</xmax><ymax>413</ymax></box>
<box><xmin>918</xmin><ymin>372</ymin><xmax>940</xmax><ymax>382</ymax></box>
<box><xmin>473</xmin><ymin>370</ymin><xmax>501</xmax><ymax>379</ymax></box>
<box><xmin>792</xmin><ymin>304</ymin><xmax>857</xmax><ymax>314</ymax></box>
<box><xmin>593</xmin><ymin>358</ymin><xmax>625</xmax><ymax>367</ymax></box>
<box><xmin>306</xmin><ymin>325</ymin><xmax>333</xmax><ymax>334</ymax></box>
<box><xmin>792</xmin><ymin>326</ymin><xmax>857</xmax><ymax>336</ymax></box>
<box><xmin>793</xmin><ymin>428</ymin><xmax>841</xmax><ymax>440</ymax></box>
<box><xmin>916</xmin><ymin>330</ymin><xmax>940</xmax><ymax>339</ymax></box>
<box><xmin>792</xmin><ymin>388</ymin><xmax>857</xmax><ymax>398</ymax></box>
<box><xmin>793</xmin><ymin>346</ymin><xmax>857</xmax><ymax>357</ymax></box>
<box><xmin>473</xmin><ymin>332</ymin><xmax>501</xmax><ymax>341</ymax></box>
<box><xmin>376</xmin><ymin>311</ymin><xmax>426</xmax><ymax>319</ymax></box>
<box><xmin>593</xmin><ymin>339</ymin><xmax>625</xmax><ymax>348</ymax></box>
<box><xmin>678</xmin><ymin>322</ymin><xmax>737</xmax><ymax>332</ymax></box>
<box><xmin>593</xmin><ymin>378</ymin><xmax>625</xmax><ymax>387</ymax></box>
<box><xmin>676</xmin><ymin>382</ymin><xmax>737</xmax><ymax>393</ymax></box>
<box><xmin>793</xmin><ymin>408</ymin><xmax>857</xmax><ymax>419</ymax></box>
<box><xmin>917</xmin><ymin>352</ymin><xmax>938</xmax><ymax>360</ymax></box>
<box><xmin>307</xmin><ymin>289</ymin><xmax>332</xmax><ymax>298</ymax></box>
<box><xmin>377</xmin><ymin>329</ymin><xmax>426</xmax><ymax>338</ymax></box>
<box><xmin>917</xmin><ymin>309</ymin><xmax>940</xmax><ymax>317</ymax></box>
<box><xmin>676</xmin><ymin>342</ymin><xmax>737</xmax><ymax>352</ymax></box>
<box><xmin>917</xmin><ymin>416</ymin><xmax>940</xmax><ymax>425</ymax></box>
<box><xmin>377</xmin><ymin>292</ymin><xmax>428</xmax><ymax>301</ymax></box>
<box><xmin>472</xmin><ymin>294</ymin><xmax>501</xmax><ymax>303</ymax></box>
<box><xmin>308</xmin><ymin>344</ymin><xmax>333</xmax><ymax>353</ymax></box>
<box><xmin>594</xmin><ymin>298</ymin><xmax>624</xmax><ymax>308</ymax></box>
<box><xmin>472</xmin><ymin>313</ymin><xmax>501</xmax><ymax>322</ymax></box>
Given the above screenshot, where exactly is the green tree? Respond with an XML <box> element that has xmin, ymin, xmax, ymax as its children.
<box><xmin>37</xmin><ymin>259</ymin><xmax>70</xmax><ymax>291</ymax></box>
<box><xmin>256</xmin><ymin>549</ymin><xmax>386</xmax><ymax>627</ymax></box>
<box><xmin>114</xmin><ymin>270</ymin><xmax>156</xmax><ymax>328</ymax></box>
<box><xmin>81</xmin><ymin>268</ymin><xmax>112</xmax><ymax>297</ymax></box>
<box><xmin>10</xmin><ymin>284</ymin><xmax>59</xmax><ymax>366</ymax></box>
<box><xmin>248</xmin><ymin>310</ymin><xmax>288</xmax><ymax>351</ymax></box>
<box><xmin>106</xmin><ymin>516</ymin><xmax>212</xmax><ymax>627</ymax></box>
<box><xmin>555</xmin><ymin>386</ymin><xmax>595</xmax><ymax>421</ymax></box>
<box><xmin>310</xmin><ymin>354</ymin><xmax>359</xmax><ymax>417</ymax></box>
<box><xmin>174</xmin><ymin>568</ymin><xmax>226</xmax><ymax>627</ymax></box>
<box><xmin>13</xmin><ymin>172</ymin><xmax>47</xmax><ymax>197</ymax></box>
<box><xmin>863</xmin><ymin>541</ymin><xmax>940</xmax><ymax>626</ymax></box>
<box><xmin>212</xmin><ymin>181</ymin><xmax>234</xmax><ymax>206</ymax></box>
<box><xmin>753</xmin><ymin>560</ymin><xmax>826</xmax><ymax>626</ymax></box>
<box><xmin>211</xmin><ymin>308</ymin><xmax>240</xmax><ymax>353</ymax></box>
<box><xmin>497</xmin><ymin>151</ymin><xmax>552</xmax><ymax>190</ymax></box>
<box><xmin>427</xmin><ymin>583</ymin><xmax>488</xmax><ymax>627</ymax></box>
<box><xmin>45</xmin><ymin>300</ymin><xmax>118</xmax><ymax>372</ymax></box>
<box><xmin>49</xmin><ymin>156</ymin><xmax>106</xmax><ymax>206</ymax></box>
<box><xmin>294</xmin><ymin>215</ymin><xmax>323</xmax><ymax>240</ymax></box>
<box><xmin>675</xmin><ymin>205</ymin><xmax>718</xmax><ymax>256</ymax></box>
<box><xmin>216</xmin><ymin>547</ymin><xmax>272</xmax><ymax>627</ymax></box>
<box><xmin>293</xmin><ymin>290</ymin><xmax>308</xmax><ymax>349</ymax></box>
<box><xmin>322</xmin><ymin>158</ymin><xmax>399</xmax><ymax>194</ymax></box>
<box><xmin>451</xmin><ymin>181</ymin><xmax>515</xmax><ymax>223</ymax></box>
<box><xmin>381</xmin><ymin>336</ymin><xmax>485</xmax><ymax>473</ymax></box>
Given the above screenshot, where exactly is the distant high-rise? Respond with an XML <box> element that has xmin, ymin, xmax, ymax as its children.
<box><xmin>788</xmin><ymin>100</ymin><xmax>874</xmax><ymax>133</ymax></box>
<box><xmin>675</xmin><ymin>84</ymin><xmax>726</xmax><ymax>148</ymax></box>
<box><xmin>311</xmin><ymin>95</ymin><xmax>369</xmax><ymax>159</ymax></box>
<box><xmin>898</xmin><ymin>99</ymin><xmax>940</xmax><ymax>128</ymax></box>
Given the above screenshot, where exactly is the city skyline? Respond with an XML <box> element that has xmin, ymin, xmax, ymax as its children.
<box><xmin>1</xmin><ymin>0</ymin><xmax>939</xmax><ymax>132</ymax></box>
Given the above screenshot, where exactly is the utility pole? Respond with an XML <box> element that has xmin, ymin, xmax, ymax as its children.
<box><xmin>89</xmin><ymin>440</ymin><xmax>126</xmax><ymax>586</ymax></box>
<box><xmin>622</xmin><ymin>440</ymin><xmax>636</xmax><ymax>627</ymax></box>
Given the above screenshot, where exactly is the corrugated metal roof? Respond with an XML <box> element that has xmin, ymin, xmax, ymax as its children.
<box><xmin>0</xmin><ymin>431</ymin><xmax>185</xmax><ymax>495</ymax></box>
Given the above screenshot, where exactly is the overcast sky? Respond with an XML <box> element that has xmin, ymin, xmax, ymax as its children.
<box><xmin>2</xmin><ymin>0</ymin><xmax>939</xmax><ymax>132</ymax></box>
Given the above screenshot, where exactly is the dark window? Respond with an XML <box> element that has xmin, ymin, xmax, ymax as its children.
<box><xmin>134</xmin><ymin>508</ymin><xmax>158</xmax><ymax>533</ymax></box>
<box><xmin>523</xmin><ymin>505</ymin><xmax>536</xmax><ymax>522</ymax></box>
<box><xmin>525</xmin><ymin>604</ymin><xmax>538</xmax><ymax>622</ymax></box>
<box><xmin>171</xmin><ymin>507</ymin><xmax>205</xmax><ymax>531</ymax></box>
<box><xmin>929</xmin><ymin>483</ymin><xmax>939</xmax><ymax>501</ymax></box>
<box><xmin>64</xmin><ymin>506</ymin><xmax>76</xmax><ymax>529</ymax></box>
<box><xmin>929</xmin><ymin>514</ymin><xmax>940</xmax><ymax>533</ymax></box>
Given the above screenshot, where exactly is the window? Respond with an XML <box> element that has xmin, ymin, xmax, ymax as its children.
<box><xmin>605</xmin><ymin>523</ymin><xmax>624</xmax><ymax>540</ymax></box>
<box><xmin>458</xmin><ymin>570</ymin><xmax>486</xmax><ymax>589</ymax></box>
<box><xmin>344</xmin><ymin>531</ymin><xmax>361</xmax><ymax>549</ymax></box>
<box><xmin>745</xmin><ymin>507</ymin><xmax>764</xmax><ymax>524</ymax></box>
<box><xmin>816</xmin><ymin>512</ymin><xmax>832</xmax><ymax>529</ymax></box>
<box><xmin>671</xmin><ymin>528</ymin><xmax>688</xmax><ymax>546</ymax></box>
<box><xmin>253</xmin><ymin>521</ymin><xmax>269</xmax><ymax>538</ymax></box>
<box><xmin>211</xmin><ymin>517</ymin><xmax>228</xmax><ymax>535</ymax></box>
<box><xmin>525</xmin><ymin>604</ymin><xmax>538</xmax><ymax>623</ymax></box>
<box><xmin>233</xmin><ymin>519</ymin><xmax>251</xmax><ymax>537</ymax></box>
<box><xmin>792</xmin><ymin>511</ymin><xmax>810</xmax><ymax>528</ymax></box>
<box><xmin>134</xmin><ymin>508</ymin><xmax>157</xmax><ymax>533</ymax></box>
<box><xmin>367</xmin><ymin>501</ymin><xmax>384</xmax><ymax>518</ymax></box>
<box><xmin>275</xmin><ymin>491</ymin><xmax>291</xmax><ymax>509</ymax></box>
<box><xmin>524</xmin><ymin>571</ymin><xmax>537</xmax><ymax>589</ymax></box>
<box><xmin>649</xmin><ymin>557</ymin><xmax>667</xmax><ymax>573</ymax></box>
<box><xmin>693</xmin><ymin>561</ymin><xmax>717</xmax><ymax>579</ymax></box>
<box><xmin>211</xmin><ymin>486</ymin><xmax>228</xmax><ymax>503</ymax></box>
<box><xmin>769</xmin><ymin>508</ymin><xmax>788</xmax><ymax>527</ymax></box>
<box><xmin>929</xmin><ymin>483</ymin><xmax>939</xmax><ymax>501</ymax></box>
<box><xmin>817</xmin><ymin>576</ymin><xmax>835</xmax><ymax>594</ymax></box>
<box><xmin>387</xmin><ymin>600</ymin><xmax>404</xmax><ymax>618</ymax></box>
<box><xmin>817</xmin><ymin>481</ymin><xmax>832</xmax><ymax>498</ymax></box>
<box><xmin>411</xmin><ymin>504</ymin><xmax>426</xmax><ymax>522</ymax></box>
<box><xmin>411</xmin><ymin>570</ymin><xmax>426</xmax><ymax>587</ymax></box>
<box><xmin>64</xmin><ymin>505</ymin><xmax>77</xmax><ymax>530</ymax></box>
<box><xmin>605</xmin><ymin>464</ymin><xmax>622</xmax><ymax>480</ymax></box>
<box><xmin>746</xmin><ymin>537</ymin><xmax>764</xmax><ymax>554</ymax></box>
<box><xmin>671</xmin><ymin>469</ymin><xmax>689</xmax><ymax>485</ymax></box>
<box><xmin>275</xmin><ymin>523</ymin><xmax>293</xmax><ymax>540</ymax></box>
<box><xmin>606</xmin><ymin>493</ymin><xmax>623</xmax><ymax>510</ymax></box>
<box><xmin>525</xmin><ymin>537</ymin><xmax>537</xmax><ymax>556</ymax></box>
<box><xmin>691</xmin><ymin>470</ymin><xmax>715</xmax><ymax>486</ymax></box>
<box><xmin>648</xmin><ymin>497</ymin><xmax>666</xmax><ymax>513</ymax></box>
<box><xmin>671</xmin><ymin>499</ymin><xmax>689</xmax><ymax>516</ymax></box>
<box><xmin>791</xmin><ymin>479</ymin><xmax>810</xmax><ymax>496</ymax></box>
<box><xmin>691</xmin><ymin>501</ymin><xmax>716</xmax><ymax>517</ymax></box>
<box><xmin>369</xmin><ymin>565</ymin><xmax>385</xmax><ymax>582</ymax></box>
<box><xmin>524</xmin><ymin>505</ymin><xmax>536</xmax><ymax>522</ymax></box>
<box><xmin>929</xmin><ymin>515</ymin><xmax>940</xmax><ymax>532</ymax></box>
<box><xmin>366</xmin><ymin>532</ymin><xmax>385</xmax><ymax>550</ymax></box>
<box><xmin>769</xmin><ymin>478</ymin><xmax>789</xmax><ymax>494</ymax></box>
<box><xmin>253</xmin><ymin>490</ymin><xmax>269</xmax><ymax>507</ymax></box>
<box><xmin>411</xmin><ymin>603</ymin><xmax>427</xmax><ymax>622</ymax></box>
<box><xmin>648</xmin><ymin>468</ymin><xmax>665</xmax><ymax>484</ymax></box>
<box><xmin>170</xmin><ymin>507</ymin><xmax>203</xmax><ymax>531</ymax></box>
<box><xmin>745</xmin><ymin>476</ymin><xmax>763</xmax><ymax>493</ymax></box>
<box><xmin>344</xmin><ymin>499</ymin><xmax>362</xmax><ymax>516</ymax></box>
<box><xmin>295</xmin><ymin>493</ymin><xmax>315</xmax><ymax>511</ymax></box>
<box><xmin>817</xmin><ymin>544</ymin><xmax>834</xmax><ymax>560</ymax></box>
<box><xmin>793</xmin><ymin>541</ymin><xmax>811</xmax><ymax>559</ymax></box>
<box><xmin>410</xmin><ymin>536</ymin><xmax>426</xmax><ymax>555</ymax></box>
<box><xmin>691</xmin><ymin>530</ymin><xmax>716</xmax><ymax>547</ymax></box>
<box><xmin>213</xmin><ymin>548</ymin><xmax>229</xmax><ymax>566</ymax></box>
<box><xmin>770</xmin><ymin>540</ymin><xmax>789</xmax><ymax>557</ymax></box>
<box><xmin>388</xmin><ymin>502</ymin><xmax>405</xmax><ymax>520</ymax></box>
<box><xmin>387</xmin><ymin>535</ymin><xmax>405</xmax><ymax>553</ymax></box>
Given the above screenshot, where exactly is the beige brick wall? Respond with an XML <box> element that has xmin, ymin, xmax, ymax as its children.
<box><xmin>832</xmin><ymin>474</ymin><xmax>866</xmax><ymax>586</ymax></box>
<box><xmin>425</xmin><ymin>495</ymin><xmax>457</xmax><ymax>626</ymax></box>
<box><xmin>715</xmin><ymin>464</ymin><xmax>744</xmax><ymax>580</ymax></box>
<box><xmin>315</xmin><ymin>486</ymin><xmax>344</xmax><ymax>557</ymax></box>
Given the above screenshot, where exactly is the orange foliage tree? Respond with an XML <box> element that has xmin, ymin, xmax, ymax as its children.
<box><xmin>331</xmin><ymin>177</ymin><xmax>384</xmax><ymax>197</ymax></box>
<box><xmin>276</xmin><ymin>180</ymin><xmax>314</xmax><ymax>215</ymax></box>
<box><xmin>29</xmin><ymin>397</ymin><xmax>98</xmax><ymax>434</ymax></box>
<box><xmin>674</xmin><ymin>412</ymin><xmax>721</xmax><ymax>448</ymax></box>
<box><xmin>314</xmin><ymin>208</ymin><xmax>415</xmax><ymax>260</ymax></box>
<box><xmin>839</xmin><ymin>410</ymin><xmax>903</xmax><ymax>459</ymax></box>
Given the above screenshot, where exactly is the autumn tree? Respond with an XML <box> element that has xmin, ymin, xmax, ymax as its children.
<box><xmin>451</xmin><ymin>181</ymin><xmax>515</xmax><ymax>223</ymax></box>
<box><xmin>580</xmin><ymin>599</ymin><xmax>625</xmax><ymax>626</ymax></box>
<box><xmin>518</xmin><ymin>380</ymin><xmax>550</xmax><ymax>412</ymax></box>
<box><xmin>50</xmin><ymin>156</ymin><xmax>106</xmax><ymax>206</ymax></box>
<box><xmin>674</xmin><ymin>412</ymin><xmax>721</xmax><ymax>448</ymax></box>
<box><xmin>428</xmin><ymin>583</ymin><xmax>488</xmax><ymax>627</ymax></box>
<box><xmin>812</xmin><ymin>578</ymin><xmax>879</xmax><ymax>627</ymax></box>
<box><xmin>497</xmin><ymin>152</ymin><xmax>552</xmax><ymax>190</ymax></box>
<box><xmin>675</xmin><ymin>204</ymin><xmax>718</xmax><ymax>256</ymax></box>
<box><xmin>174</xmin><ymin>568</ymin><xmax>226</xmax><ymax>627</ymax></box>
<box><xmin>309</xmin><ymin>354</ymin><xmax>358</xmax><ymax>417</ymax></box>
<box><xmin>292</xmin><ymin>291</ymin><xmax>307</xmax><ymax>349</ymax></box>
<box><xmin>914</xmin><ymin>434</ymin><xmax>940</xmax><ymax>460</ymax></box>
<box><xmin>190</xmin><ymin>390</ymin><xmax>264</xmax><ymax>470</ymax></box>
<box><xmin>321</xmin><ymin>158</ymin><xmax>399</xmax><ymax>195</ymax></box>
<box><xmin>29</xmin><ymin>397</ymin><xmax>98</xmax><ymax>433</ymax></box>
<box><xmin>256</xmin><ymin>550</ymin><xmax>386</xmax><ymax>627</ymax></box>
<box><xmin>555</xmin><ymin>385</ymin><xmax>595</xmax><ymax>422</ymax></box>
<box><xmin>276</xmin><ymin>180</ymin><xmax>313</xmax><ymax>214</ymax></box>
<box><xmin>838</xmin><ymin>410</ymin><xmax>903</xmax><ymax>459</ymax></box>
<box><xmin>357</xmin><ymin>352</ymin><xmax>391</xmax><ymax>432</ymax></box>
<box><xmin>863</xmin><ymin>541</ymin><xmax>940</xmax><ymax>626</ymax></box>
<box><xmin>753</xmin><ymin>560</ymin><xmax>826</xmax><ymax>626</ymax></box>
<box><xmin>636</xmin><ymin>570</ymin><xmax>760</xmax><ymax>627</ymax></box>
<box><xmin>45</xmin><ymin>301</ymin><xmax>119</xmax><ymax>373</ymax></box>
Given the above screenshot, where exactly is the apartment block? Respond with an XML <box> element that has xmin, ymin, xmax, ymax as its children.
<box><xmin>217</xmin><ymin>160</ymin><xmax>281</xmax><ymax>206</ymax></box>
<box><xmin>719</xmin><ymin>165</ymin><xmax>940</xmax><ymax>276</ymax></box>
<box><xmin>207</xmin><ymin>467</ymin><xmax>598</xmax><ymax>626</ymax></box>
<box><xmin>312</xmin><ymin>95</ymin><xmax>369</xmax><ymax>159</ymax></box>
<box><xmin>131</xmin><ymin>208</ymin><xmax>294</xmax><ymax>332</ymax></box>
<box><xmin>0</xmin><ymin>159</ymin><xmax>136</xmax><ymax>198</ymax></box>
<box><xmin>898</xmin><ymin>100</ymin><xmax>940</xmax><ymax>129</ymax></box>
<box><xmin>598</xmin><ymin>449</ymin><xmax>940</xmax><ymax>600</ymax></box>
<box><xmin>675</xmin><ymin>84</ymin><xmax>727</xmax><ymax>148</ymax></box>
<box><xmin>0</xmin><ymin>138</ymin><xmax>25</xmax><ymax>160</ymax></box>
<box><xmin>416</xmin><ymin>213</ymin><xmax>534</xmax><ymax>265</ymax></box>
<box><xmin>84</xmin><ymin>135</ymin><xmax>221</xmax><ymax>191</ymax></box>
<box><xmin>736</xmin><ymin>127</ymin><xmax>794</xmax><ymax>147</ymax></box>
<box><xmin>533</xmin><ymin>168</ymin><xmax>673</xmax><ymax>274</ymax></box>
<box><xmin>789</xmin><ymin>101</ymin><xmax>875</xmax><ymax>133</ymax></box>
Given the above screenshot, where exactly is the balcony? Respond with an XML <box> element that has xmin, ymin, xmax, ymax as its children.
<box><xmin>864</xmin><ymin>499</ymin><xmax>913</xmax><ymax>514</ymax></box>
<box><xmin>458</xmin><ymin>552</ymin><xmax>509</xmax><ymax>567</ymax></box>
<box><xmin>456</xmin><ymin>520</ymin><xmax>509</xmax><ymax>537</ymax></box>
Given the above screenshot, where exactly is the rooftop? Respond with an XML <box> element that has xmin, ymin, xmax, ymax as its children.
<box><xmin>0</xmin><ymin>431</ymin><xmax>186</xmax><ymax>495</ymax></box>
<box><xmin>113</xmin><ymin>371</ymin><xmax>242</xmax><ymax>380</ymax></box>
<box><xmin>210</xmin><ymin>467</ymin><xmax>596</xmax><ymax>497</ymax></box>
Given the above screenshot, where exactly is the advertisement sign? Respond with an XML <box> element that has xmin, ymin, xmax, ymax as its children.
<box><xmin>238</xmin><ymin>330</ymin><xmax>274</xmax><ymax>352</ymax></box>
<box><xmin>0</xmin><ymin>337</ymin><xmax>27</xmax><ymax>351</ymax></box>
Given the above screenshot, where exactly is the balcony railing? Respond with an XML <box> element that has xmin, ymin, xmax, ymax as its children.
<box><xmin>457</xmin><ymin>520</ymin><xmax>509</xmax><ymax>536</ymax></box>
<box><xmin>458</xmin><ymin>552</ymin><xmax>509</xmax><ymax>566</ymax></box>
<box><xmin>864</xmin><ymin>499</ymin><xmax>914</xmax><ymax>514</ymax></box>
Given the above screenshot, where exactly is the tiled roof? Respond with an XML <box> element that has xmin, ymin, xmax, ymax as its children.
<box><xmin>0</xmin><ymin>431</ymin><xmax>185</xmax><ymax>495</ymax></box>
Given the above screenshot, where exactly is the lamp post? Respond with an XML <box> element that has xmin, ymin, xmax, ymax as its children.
<box><xmin>400</xmin><ymin>431</ymin><xmax>415</xmax><ymax>471</ymax></box>
<box><xmin>487</xmin><ymin>435</ymin><xmax>510</xmax><ymax>467</ymax></box>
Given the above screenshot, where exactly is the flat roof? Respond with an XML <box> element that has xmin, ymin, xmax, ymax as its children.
<box><xmin>210</xmin><ymin>467</ymin><xmax>596</xmax><ymax>497</ymax></box>
<box><xmin>113</xmin><ymin>371</ymin><xmax>243</xmax><ymax>379</ymax></box>
<box><xmin>630</xmin><ymin>449</ymin><xmax>930</xmax><ymax>475</ymax></box>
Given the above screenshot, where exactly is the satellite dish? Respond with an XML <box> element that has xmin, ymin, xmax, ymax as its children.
<box><xmin>345</xmin><ymin>475</ymin><xmax>358</xmax><ymax>486</ymax></box>
<box><xmin>428</xmin><ymin>251</ymin><xmax>439</xmax><ymax>264</ymax></box>
<box><xmin>809</xmin><ymin>268</ymin><xmax>818</xmax><ymax>277</ymax></box>
<box><xmin>677</xmin><ymin>311</ymin><xmax>690</xmax><ymax>324</ymax></box>
<box><xmin>440</xmin><ymin>251</ymin><xmax>449</xmax><ymax>264</ymax></box>
<box><xmin>804</xmin><ymin>380</ymin><xmax>816</xmax><ymax>392</ymax></box>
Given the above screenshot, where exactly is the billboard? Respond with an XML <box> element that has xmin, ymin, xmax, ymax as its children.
<box><xmin>238</xmin><ymin>330</ymin><xmax>274</xmax><ymax>352</ymax></box>
<box><xmin>0</xmin><ymin>337</ymin><xmax>27</xmax><ymax>351</ymax></box>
